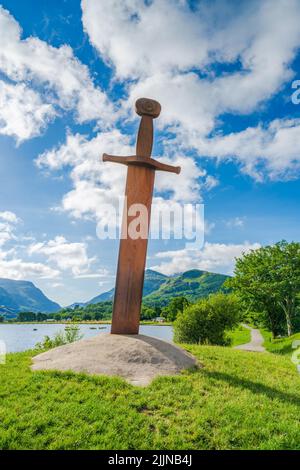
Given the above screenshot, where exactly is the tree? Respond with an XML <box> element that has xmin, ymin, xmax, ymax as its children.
<box><xmin>36</xmin><ymin>312</ymin><xmax>48</xmax><ymax>322</ymax></box>
<box><xmin>141</xmin><ymin>305</ymin><xmax>156</xmax><ymax>320</ymax></box>
<box><xmin>17</xmin><ymin>311</ymin><xmax>36</xmax><ymax>322</ymax></box>
<box><xmin>227</xmin><ymin>241</ymin><xmax>300</xmax><ymax>337</ymax></box>
<box><xmin>0</xmin><ymin>315</ymin><xmax>4</xmax><ymax>323</ymax></box>
<box><xmin>162</xmin><ymin>297</ymin><xmax>190</xmax><ymax>321</ymax></box>
<box><xmin>83</xmin><ymin>313</ymin><xmax>92</xmax><ymax>321</ymax></box>
<box><xmin>174</xmin><ymin>293</ymin><xmax>240</xmax><ymax>345</ymax></box>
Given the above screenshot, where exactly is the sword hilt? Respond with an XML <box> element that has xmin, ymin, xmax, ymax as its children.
<box><xmin>135</xmin><ymin>98</ymin><xmax>161</xmax><ymax>158</ymax></box>
<box><xmin>102</xmin><ymin>97</ymin><xmax>181</xmax><ymax>174</ymax></box>
<box><xmin>135</xmin><ymin>98</ymin><xmax>161</xmax><ymax>118</ymax></box>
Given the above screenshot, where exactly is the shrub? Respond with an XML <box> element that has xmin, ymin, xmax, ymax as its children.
<box><xmin>161</xmin><ymin>297</ymin><xmax>190</xmax><ymax>321</ymax></box>
<box><xmin>174</xmin><ymin>292</ymin><xmax>240</xmax><ymax>345</ymax></box>
<box><xmin>35</xmin><ymin>325</ymin><xmax>83</xmax><ymax>351</ymax></box>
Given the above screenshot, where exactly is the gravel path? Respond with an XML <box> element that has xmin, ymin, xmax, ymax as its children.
<box><xmin>234</xmin><ymin>324</ymin><xmax>266</xmax><ymax>352</ymax></box>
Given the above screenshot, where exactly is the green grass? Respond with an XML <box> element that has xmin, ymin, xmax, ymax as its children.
<box><xmin>1</xmin><ymin>345</ymin><xmax>300</xmax><ymax>450</ymax></box>
<box><xmin>261</xmin><ymin>329</ymin><xmax>300</xmax><ymax>356</ymax></box>
<box><xmin>227</xmin><ymin>325</ymin><xmax>251</xmax><ymax>347</ymax></box>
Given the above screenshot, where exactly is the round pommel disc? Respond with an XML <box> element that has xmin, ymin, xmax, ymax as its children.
<box><xmin>135</xmin><ymin>98</ymin><xmax>161</xmax><ymax>118</ymax></box>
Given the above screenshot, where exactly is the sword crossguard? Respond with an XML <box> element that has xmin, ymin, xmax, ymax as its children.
<box><xmin>102</xmin><ymin>98</ymin><xmax>181</xmax><ymax>174</ymax></box>
<box><xmin>103</xmin><ymin>154</ymin><xmax>181</xmax><ymax>174</ymax></box>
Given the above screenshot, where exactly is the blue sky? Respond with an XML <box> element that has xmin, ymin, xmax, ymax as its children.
<box><xmin>0</xmin><ymin>0</ymin><xmax>300</xmax><ymax>306</ymax></box>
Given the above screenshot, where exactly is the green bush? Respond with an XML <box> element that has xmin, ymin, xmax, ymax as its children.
<box><xmin>174</xmin><ymin>292</ymin><xmax>240</xmax><ymax>345</ymax></box>
<box><xmin>161</xmin><ymin>296</ymin><xmax>190</xmax><ymax>321</ymax></box>
<box><xmin>35</xmin><ymin>325</ymin><xmax>83</xmax><ymax>351</ymax></box>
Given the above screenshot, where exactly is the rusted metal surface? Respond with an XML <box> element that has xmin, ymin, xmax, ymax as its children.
<box><xmin>102</xmin><ymin>98</ymin><xmax>181</xmax><ymax>334</ymax></box>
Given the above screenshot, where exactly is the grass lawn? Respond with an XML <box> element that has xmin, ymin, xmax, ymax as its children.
<box><xmin>227</xmin><ymin>325</ymin><xmax>251</xmax><ymax>347</ymax></box>
<box><xmin>261</xmin><ymin>330</ymin><xmax>300</xmax><ymax>356</ymax></box>
<box><xmin>1</xmin><ymin>345</ymin><xmax>300</xmax><ymax>450</ymax></box>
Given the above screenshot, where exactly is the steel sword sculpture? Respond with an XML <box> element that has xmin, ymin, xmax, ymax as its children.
<box><xmin>103</xmin><ymin>98</ymin><xmax>181</xmax><ymax>334</ymax></box>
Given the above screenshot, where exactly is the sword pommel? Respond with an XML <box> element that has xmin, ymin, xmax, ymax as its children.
<box><xmin>135</xmin><ymin>98</ymin><xmax>161</xmax><ymax>118</ymax></box>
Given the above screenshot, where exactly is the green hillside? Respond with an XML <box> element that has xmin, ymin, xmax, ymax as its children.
<box><xmin>86</xmin><ymin>269</ymin><xmax>169</xmax><ymax>305</ymax></box>
<box><xmin>85</xmin><ymin>269</ymin><xmax>229</xmax><ymax>308</ymax></box>
<box><xmin>143</xmin><ymin>269</ymin><xmax>229</xmax><ymax>306</ymax></box>
<box><xmin>54</xmin><ymin>269</ymin><xmax>229</xmax><ymax>321</ymax></box>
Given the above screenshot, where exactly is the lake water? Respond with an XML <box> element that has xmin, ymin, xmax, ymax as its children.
<box><xmin>0</xmin><ymin>323</ymin><xmax>174</xmax><ymax>353</ymax></box>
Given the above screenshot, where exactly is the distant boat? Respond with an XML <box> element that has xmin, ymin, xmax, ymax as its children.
<box><xmin>33</xmin><ymin>328</ymin><xmax>38</xmax><ymax>331</ymax></box>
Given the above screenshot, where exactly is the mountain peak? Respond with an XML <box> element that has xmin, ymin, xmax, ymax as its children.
<box><xmin>145</xmin><ymin>269</ymin><xmax>168</xmax><ymax>278</ymax></box>
<box><xmin>82</xmin><ymin>269</ymin><xmax>229</xmax><ymax>307</ymax></box>
<box><xmin>0</xmin><ymin>278</ymin><xmax>61</xmax><ymax>317</ymax></box>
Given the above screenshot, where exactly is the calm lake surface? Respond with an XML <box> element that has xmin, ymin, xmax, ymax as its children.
<box><xmin>0</xmin><ymin>324</ymin><xmax>174</xmax><ymax>353</ymax></box>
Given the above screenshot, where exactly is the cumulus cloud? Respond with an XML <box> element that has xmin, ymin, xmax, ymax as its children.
<box><xmin>150</xmin><ymin>241</ymin><xmax>261</xmax><ymax>275</ymax></box>
<box><xmin>82</xmin><ymin>0</ymin><xmax>300</xmax><ymax>180</ymax></box>
<box><xmin>37</xmin><ymin>130</ymin><xmax>132</xmax><ymax>220</ymax></box>
<box><xmin>0</xmin><ymin>211</ymin><xmax>60</xmax><ymax>279</ymax></box>
<box><xmin>0</xmin><ymin>257</ymin><xmax>59</xmax><ymax>280</ymax></box>
<box><xmin>83</xmin><ymin>0</ymin><xmax>300</xmax><ymax>104</ymax></box>
<box><xmin>36</xmin><ymin>129</ymin><xmax>211</xmax><ymax>223</ymax></box>
<box><xmin>0</xmin><ymin>211</ymin><xmax>20</xmax><ymax>247</ymax></box>
<box><xmin>28</xmin><ymin>235</ymin><xmax>96</xmax><ymax>277</ymax></box>
<box><xmin>0</xmin><ymin>6</ymin><xmax>113</xmax><ymax>142</ymax></box>
<box><xmin>0</xmin><ymin>211</ymin><xmax>20</xmax><ymax>224</ymax></box>
<box><xmin>193</xmin><ymin>118</ymin><xmax>300</xmax><ymax>180</ymax></box>
<box><xmin>0</xmin><ymin>212</ymin><xmax>103</xmax><ymax>281</ymax></box>
<box><xmin>0</xmin><ymin>81</ymin><xmax>55</xmax><ymax>143</ymax></box>
<box><xmin>82</xmin><ymin>0</ymin><xmax>209</xmax><ymax>79</ymax></box>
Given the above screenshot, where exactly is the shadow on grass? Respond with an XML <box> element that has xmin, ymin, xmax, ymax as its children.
<box><xmin>268</xmin><ymin>343</ymin><xmax>293</xmax><ymax>356</ymax></box>
<box><xmin>201</xmin><ymin>370</ymin><xmax>300</xmax><ymax>407</ymax></box>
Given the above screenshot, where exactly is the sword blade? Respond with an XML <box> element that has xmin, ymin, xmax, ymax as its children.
<box><xmin>111</xmin><ymin>164</ymin><xmax>155</xmax><ymax>334</ymax></box>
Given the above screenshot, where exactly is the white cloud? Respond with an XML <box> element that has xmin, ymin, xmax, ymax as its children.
<box><xmin>151</xmin><ymin>241</ymin><xmax>261</xmax><ymax>275</ymax></box>
<box><xmin>37</xmin><ymin>130</ymin><xmax>209</xmax><ymax>222</ymax></box>
<box><xmin>0</xmin><ymin>223</ymin><xmax>15</xmax><ymax>247</ymax></box>
<box><xmin>194</xmin><ymin>118</ymin><xmax>300</xmax><ymax>180</ymax></box>
<box><xmin>0</xmin><ymin>257</ymin><xmax>59</xmax><ymax>280</ymax></box>
<box><xmin>0</xmin><ymin>211</ymin><xmax>20</xmax><ymax>247</ymax></box>
<box><xmin>0</xmin><ymin>80</ymin><xmax>55</xmax><ymax>143</ymax></box>
<box><xmin>82</xmin><ymin>0</ymin><xmax>300</xmax><ymax>180</ymax></box>
<box><xmin>154</xmin><ymin>155</ymin><xmax>208</xmax><ymax>202</ymax></box>
<box><xmin>0</xmin><ymin>212</ymin><xmax>103</xmax><ymax>282</ymax></box>
<box><xmin>82</xmin><ymin>0</ymin><xmax>209</xmax><ymax>79</ymax></box>
<box><xmin>0</xmin><ymin>211</ymin><xmax>20</xmax><ymax>224</ymax></box>
<box><xmin>36</xmin><ymin>130</ymin><xmax>132</xmax><ymax>220</ymax></box>
<box><xmin>0</xmin><ymin>211</ymin><xmax>60</xmax><ymax>279</ymax></box>
<box><xmin>28</xmin><ymin>235</ymin><xmax>96</xmax><ymax>277</ymax></box>
<box><xmin>226</xmin><ymin>217</ymin><xmax>245</xmax><ymax>229</ymax></box>
<box><xmin>0</xmin><ymin>6</ymin><xmax>114</xmax><ymax>142</ymax></box>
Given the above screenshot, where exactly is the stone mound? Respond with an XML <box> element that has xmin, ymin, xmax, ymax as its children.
<box><xmin>31</xmin><ymin>333</ymin><xmax>199</xmax><ymax>386</ymax></box>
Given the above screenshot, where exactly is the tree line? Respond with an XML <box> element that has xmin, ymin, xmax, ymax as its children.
<box><xmin>3</xmin><ymin>240</ymin><xmax>300</xmax><ymax>345</ymax></box>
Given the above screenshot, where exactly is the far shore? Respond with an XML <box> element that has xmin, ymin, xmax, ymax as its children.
<box><xmin>0</xmin><ymin>320</ymin><xmax>173</xmax><ymax>326</ymax></box>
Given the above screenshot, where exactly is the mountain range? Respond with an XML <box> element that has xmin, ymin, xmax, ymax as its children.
<box><xmin>0</xmin><ymin>278</ymin><xmax>60</xmax><ymax>317</ymax></box>
<box><xmin>0</xmin><ymin>269</ymin><xmax>229</xmax><ymax>318</ymax></box>
<box><xmin>74</xmin><ymin>269</ymin><xmax>229</xmax><ymax>308</ymax></box>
